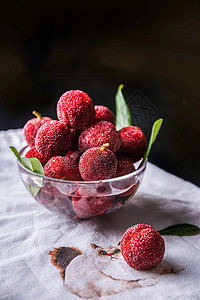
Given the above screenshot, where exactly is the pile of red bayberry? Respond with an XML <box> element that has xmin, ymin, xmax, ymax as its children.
<box><xmin>23</xmin><ymin>95</ymin><xmax>167</xmax><ymax>270</ymax></box>
<box><xmin>24</xmin><ymin>90</ymin><xmax>147</xmax><ymax>181</ymax></box>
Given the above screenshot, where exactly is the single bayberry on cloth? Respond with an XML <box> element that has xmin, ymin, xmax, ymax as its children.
<box><xmin>94</xmin><ymin>105</ymin><xmax>115</xmax><ymax>125</ymax></box>
<box><xmin>120</xmin><ymin>224</ymin><xmax>165</xmax><ymax>270</ymax></box>
<box><xmin>79</xmin><ymin>143</ymin><xmax>117</xmax><ymax>181</ymax></box>
<box><xmin>57</xmin><ymin>90</ymin><xmax>95</xmax><ymax>129</ymax></box>
<box><xmin>24</xmin><ymin>111</ymin><xmax>52</xmax><ymax>148</ymax></box>
<box><xmin>78</xmin><ymin>120</ymin><xmax>121</xmax><ymax>153</ymax></box>
<box><xmin>35</xmin><ymin>120</ymin><xmax>72</xmax><ymax>158</ymax></box>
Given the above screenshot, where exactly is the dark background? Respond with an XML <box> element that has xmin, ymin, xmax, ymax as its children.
<box><xmin>1</xmin><ymin>1</ymin><xmax>200</xmax><ymax>186</ymax></box>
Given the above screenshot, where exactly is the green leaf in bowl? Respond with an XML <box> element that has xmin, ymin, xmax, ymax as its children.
<box><xmin>10</xmin><ymin>146</ymin><xmax>44</xmax><ymax>175</ymax></box>
<box><xmin>10</xmin><ymin>146</ymin><xmax>44</xmax><ymax>197</ymax></box>
<box><xmin>138</xmin><ymin>118</ymin><xmax>163</xmax><ymax>169</ymax></box>
<box><xmin>22</xmin><ymin>157</ymin><xmax>44</xmax><ymax>175</ymax></box>
<box><xmin>115</xmin><ymin>84</ymin><xmax>132</xmax><ymax>130</ymax></box>
<box><xmin>29</xmin><ymin>157</ymin><xmax>44</xmax><ymax>175</ymax></box>
<box><xmin>10</xmin><ymin>146</ymin><xmax>23</xmax><ymax>165</ymax></box>
<box><xmin>21</xmin><ymin>157</ymin><xmax>34</xmax><ymax>172</ymax></box>
<box><xmin>24</xmin><ymin>182</ymin><xmax>41</xmax><ymax>198</ymax></box>
<box><xmin>114</xmin><ymin>85</ymin><xmax>163</xmax><ymax>168</ymax></box>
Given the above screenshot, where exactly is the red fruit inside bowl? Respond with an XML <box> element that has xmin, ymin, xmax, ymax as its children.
<box><xmin>78</xmin><ymin>120</ymin><xmax>121</xmax><ymax>153</ymax></box>
<box><xmin>57</xmin><ymin>90</ymin><xmax>95</xmax><ymax>129</ymax></box>
<box><xmin>42</xmin><ymin>182</ymin><xmax>67</xmax><ymax>197</ymax></box>
<box><xmin>24</xmin><ymin>111</ymin><xmax>51</xmax><ymax>148</ymax></box>
<box><xmin>44</xmin><ymin>156</ymin><xmax>81</xmax><ymax>181</ymax></box>
<box><xmin>25</xmin><ymin>146</ymin><xmax>49</xmax><ymax>167</ymax></box>
<box><xmin>35</xmin><ymin>120</ymin><xmax>72</xmax><ymax>158</ymax></box>
<box><xmin>65</xmin><ymin>150</ymin><xmax>82</xmax><ymax>163</ymax></box>
<box><xmin>72</xmin><ymin>187</ymin><xmax>114</xmax><ymax>218</ymax></box>
<box><xmin>115</xmin><ymin>155</ymin><xmax>135</xmax><ymax>178</ymax></box>
<box><xmin>36</xmin><ymin>187</ymin><xmax>73</xmax><ymax>216</ymax></box>
<box><xmin>94</xmin><ymin>105</ymin><xmax>115</xmax><ymax>125</ymax></box>
<box><xmin>79</xmin><ymin>144</ymin><xmax>117</xmax><ymax>181</ymax></box>
<box><xmin>119</xmin><ymin>126</ymin><xmax>147</xmax><ymax>163</ymax></box>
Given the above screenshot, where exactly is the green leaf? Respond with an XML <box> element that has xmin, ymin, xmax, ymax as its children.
<box><xmin>30</xmin><ymin>158</ymin><xmax>44</xmax><ymax>176</ymax></box>
<box><xmin>158</xmin><ymin>223</ymin><xmax>200</xmax><ymax>236</ymax></box>
<box><xmin>10</xmin><ymin>146</ymin><xmax>44</xmax><ymax>197</ymax></box>
<box><xmin>115</xmin><ymin>84</ymin><xmax>132</xmax><ymax>130</ymax></box>
<box><xmin>10</xmin><ymin>146</ymin><xmax>44</xmax><ymax>176</ymax></box>
<box><xmin>24</xmin><ymin>182</ymin><xmax>41</xmax><ymax>198</ymax></box>
<box><xmin>21</xmin><ymin>157</ymin><xmax>44</xmax><ymax>175</ymax></box>
<box><xmin>21</xmin><ymin>157</ymin><xmax>34</xmax><ymax>172</ymax></box>
<box><xmin>9</xmin><ymin>146</ymin><xmax>23</xmax><ymax>165</ymax></box>
<box><xmin>144</xmin><ymin>118</ymin><xmax>163</xmax><ymax>161</ymax></box>
<box><xmin>138</xmin><ymin>118</ymin><xmax>163</xmax><ymax>169</ymax></box>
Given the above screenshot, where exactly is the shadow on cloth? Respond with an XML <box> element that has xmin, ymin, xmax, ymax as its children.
<box><xmin>88</xmin><ymin>193</ymin><xmax>198</xmax><ymax>236</ymax></box>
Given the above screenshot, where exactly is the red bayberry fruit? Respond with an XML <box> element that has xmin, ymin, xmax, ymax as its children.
<box><xmin>119</xmin><ymin>181</ymin><xmax>140</xmax><ymax>197</ymax></box>
<box><xmin>94</xmin><ymin>105</ymin><xmax>115</xmax><ymax>125</ymax></box>
<box><xmin>65</xmin><ymin>150</ymin><xmax>82</xmax><ymax>163</ymax></box>
<box><xmin>119</xmin><ymin>126</ymin><xmax>147</xmax><ymax>163</ymax></box>
<box><xmin>37</xmin><ymin>187</ymin><xmax>73</xmax><ymax>216</ymax></box>
<box><xmin>79</xmin><ymin>120</ymin><xmax>121</xmax><ymax>153</ymax></box>
<box><xmin>25</xmin><ymin>146</ymin><xmax>49</xmax><ymax>167</ymax></box>
<box><xmin>44</xmin><ymin>156</ymin><xmax>81</xmax><ymax>181</ymax></box>
<box><xmin>42</xmin><ymin>182</ymin><xmax>67</xmax><ymax>198</ymax></box>
<box><xmin>115</xmin><ymin>155</ymin><xmax>135</xmax><ymax>178</ymax></box>
<box><xmin>41</xmin><ymin>181</ymin><xmax>77</xmax><ymax>199</ymax></box>
<box><xmin>72</xmin><ymin>188</ymin><xmax>114</xmax><ymax>218</ymax></box>
<box><xmin>120</xmin><ymin>224</ymin><xmax>165</xmax><ymax>270</ymax></box>
<box><xmin>35</xmin><ymin>120</ymin><xmax>72</xmax><ymax>158</ymax></box>
<box><xmin>24</xmin><ymin>111</ymin><xmax>51</xmax><ymax>148</ymax></box>
<box><xmin>57</xmin><ymin>90</ymin><xmax>95</xmax><ymax>129</ymax></box>
<box><xmin>79</xmin><ymin>143</ymin><xmax>117</xmax><ymax>181</ymax></box>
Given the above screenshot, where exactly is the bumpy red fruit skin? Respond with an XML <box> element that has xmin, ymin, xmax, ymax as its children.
<box><xmin>79</xmin><ymin>146</ymin><xmax>117</xmax><ymax>181</ymax></box>
<box><xmin>65</xmin><ymin>150</ymin><xmax>82</xmax><ymax>163</ymax></box>
<box><xmin>57</xmin><ymin>90</ymin><xmax>95</xmax><ymax>129</ymax></box>
<box><xmin>72</xmin><ymin>188</ymin><xmax>113</xmax><ymax>218</ymax></box>
<box><xmin>44</xmin><ymin>156</ymin><xmax>81</xmax><ymax>181</ymax></box>
<box><xmin>35</xmin><ymin>120</ymin><xmax>72</xmax><ymax>158</ymax></box>
<box><xmin>24</xmin><ymin>117</ymin><xmax>51</xmax><ymax>148</ymax></box>
<box><xmin>25</xmin><ymin>146</ymin><xmax>49</xmax><ymax>167</ymax></box>
<box><xmin>119</xmin><ymin>126</ymin><xmax>147</xmax><ymax>163</ymax></box>
<box><xmin>120</xmin><ymin>224</ymin><xmax>165</xmax><ymax>270</ymax></box>
<box><xmin>94</xmin><ymin>105</ymin><xmax>115</xmax><ymax>125</ymax></box>
<box><xmin>115</xmin><ymin>155</ymin><xmax>135</xmax><ymax>178</ymax></box>
<box><xmin>79</xmin><ymin>121</ymin><xmax>121</xmax><ymax>153</ymax></box>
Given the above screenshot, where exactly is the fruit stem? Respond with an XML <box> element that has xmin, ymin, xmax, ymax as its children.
<box><xmin>32</xmin><ymin>111</ymin><xmax>43</xmax><ymax>120</ymax></box>
<box><xmin>100</xmin><ymin>143</ymin><xmax>110</xmax><ymax>151</ymax></box>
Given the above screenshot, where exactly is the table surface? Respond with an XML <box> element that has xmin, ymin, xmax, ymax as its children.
<box><xmin>1</xmin><ymin>129</ymin><xmax>200</xmax><ymax>300</ymax></box>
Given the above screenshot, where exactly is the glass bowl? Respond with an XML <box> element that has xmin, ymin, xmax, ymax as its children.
<box><xmin>17</xmin><ymin>146</ymin><xmax>147</xmax><ymax>219</ymax></box>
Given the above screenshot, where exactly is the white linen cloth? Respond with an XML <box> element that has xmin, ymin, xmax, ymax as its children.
<box><xmin>0</xmin><ymin>129</ymin><xmax>200</xmax><ymax>300</ymax></box>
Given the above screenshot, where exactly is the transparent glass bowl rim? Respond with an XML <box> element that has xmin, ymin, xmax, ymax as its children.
<box><xmin>18</xmin><ymin>146</ymin><xmax>148</xmax><ymax>185</ymax></box>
